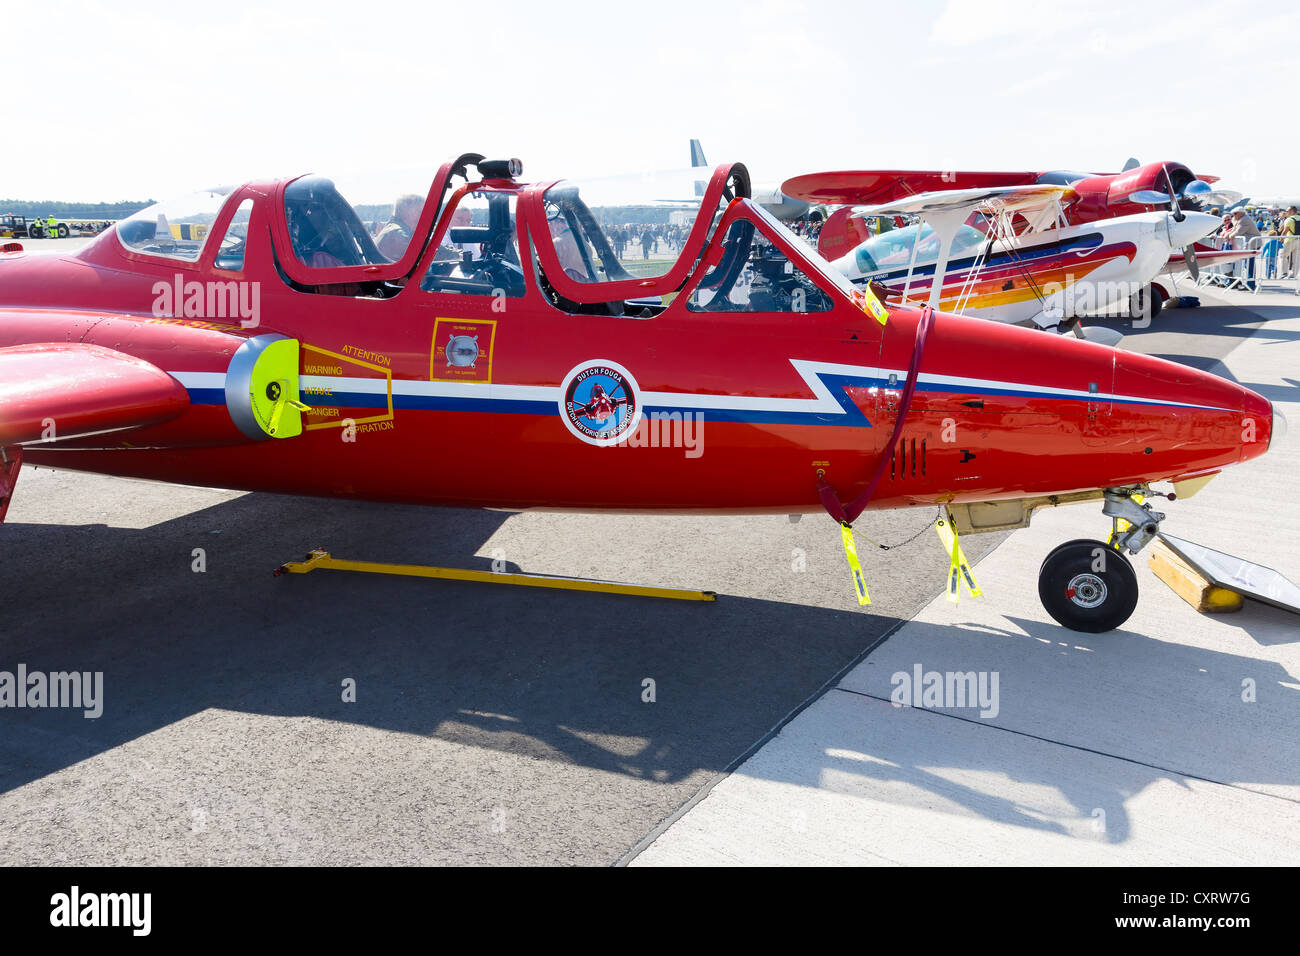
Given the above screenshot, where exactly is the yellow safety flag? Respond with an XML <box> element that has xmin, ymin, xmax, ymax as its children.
<box><xmin>840</xmin><ymin>521</ymin><xmax>871</xmax><ymax>606</ymax></box>
<box><xmin>1106</xmin><ymin>492</ymin><xmax>1144</xmax><ymax>549</ymax></box>
<box><xmin>851</xmin><ymin>286</ymin><xmax>890</xmax><ymax>326</ymax></box>
<box><xmin>935</xmin><ymin>513</ymin><xmax>982</xmax><ymax>603</ymax></box>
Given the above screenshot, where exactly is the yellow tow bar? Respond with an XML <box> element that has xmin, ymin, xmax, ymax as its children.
<box><xmin>275</xmin><ymin>549</ymin><xmax>716</xmax><ymax>602</ymax></box>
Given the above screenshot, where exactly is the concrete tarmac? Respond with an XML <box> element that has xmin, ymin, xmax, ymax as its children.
<box><xmin>635</xmin><ymin>284</ymin><xmax>1300</xmax><ymax>865</ymax></box>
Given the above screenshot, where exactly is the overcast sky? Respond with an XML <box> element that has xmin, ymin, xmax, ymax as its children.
<box><xmin>7</xmin><ymin>0</ymin><xmax>1297</xmax><ymax>202</ymax></box>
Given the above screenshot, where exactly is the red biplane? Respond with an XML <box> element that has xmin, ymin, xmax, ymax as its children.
<box><xmin>0</xmin><ymin>155</ymin><xmax>1283</xmax><ymax>631</ymax></box>
<box><xmin>784</xmin><ymin>160</ymin><xmax>1256</xmax><ymax>295</ymax></box>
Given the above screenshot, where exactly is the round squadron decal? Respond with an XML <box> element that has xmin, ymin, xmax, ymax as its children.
<box><xmin>560</xmin><ymin>360</ymin><xmax>642</xmax><ymax>446</ymax></box>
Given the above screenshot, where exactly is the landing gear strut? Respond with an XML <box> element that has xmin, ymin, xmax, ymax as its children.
<box><xmin>1036</xmin><ymin>487</ymin><xmax>1169</xmax><ymax>632</ymax></box>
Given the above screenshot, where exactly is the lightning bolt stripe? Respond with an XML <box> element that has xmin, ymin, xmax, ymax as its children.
<box><xmin>168</xmin><ymin>357</ymin><xmax>1237</xmax><ymax>427</ymax></box>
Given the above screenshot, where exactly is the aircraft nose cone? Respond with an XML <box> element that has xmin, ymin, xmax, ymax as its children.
<box><xmin>1167</xmin><ymin>211</ymin><xmax>1219</xmax><ymax>248</ymax></box>
<box><xmin>1272</xmin><ymin>402</ymin><xmax>1288</xmax><ymax>448</ymax></box>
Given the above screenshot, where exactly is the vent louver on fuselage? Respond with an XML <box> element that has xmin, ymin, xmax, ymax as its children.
<box><xmin>890</xmin><ymin>436</ymin><xmax>926</xmax><ymax>481</ymax></box>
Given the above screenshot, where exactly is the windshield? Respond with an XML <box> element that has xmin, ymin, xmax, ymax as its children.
<box><xmin>687</xmin><ymin>204</ymin><xmax>852</xmax><ymax>314</ymax></box>
<box><xmin>746</xmin><ymin>199</ymin><xmax>860</xmax><ymax>301</ymax></box>
<box><xmin>542</xmin><ymin>183</ymin><xmax>635</xmax><ymax>284</ymax></box>
<box><xmin>541</xmin><ymin>169</ymin><xmax>726</xmax><ymax>284</ymax></box>
<box><xmin>852</xmin><ymin>222</ymin><xmax>987</xmax><ymax>275</ymax></box>
<box><xmin>116</xmin><ymin>187</ymin><xmax>236</xmax><ymax>261</ymax></box>
<box><xmin>284</xmin><ymin>168</ymin><xmax>436</xmax><ymax>269</ymax></box>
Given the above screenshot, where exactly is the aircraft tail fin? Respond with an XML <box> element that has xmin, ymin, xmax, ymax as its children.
<box><xmin>689</xmin><ymin>139</ymin><xmax>707</xmax><ymax>168</ymax></box>
<box><xmin>816</xmin><ymin>207</ymin><xmax>873</xmax><ymax>262</ymax></box>
<box><xmin>690</xmin><ymin>139</ymin><xmax>707</xmax><ymax>196</ymax></box>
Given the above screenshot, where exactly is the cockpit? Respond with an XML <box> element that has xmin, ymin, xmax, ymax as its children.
<box><xmin>108</xmin><ymin>155</ymin><xmax>857</xmax><ymax>320</ymax></box>
<box><xmin>283</xmin><ymin>176</ymin><xmax>389</xmax><ymax>269</ymax></box>
<box><xmin>420</xmin><ymin>191</ymin><xmax>526</xmax><ymax>298</ymax></box>
<box><xmin>115</xmin><ymin>187</ymin><xmax>236</xmax><ymax>262</ymax></box>
<box><xmin>849</xmin><ymin>222</ymin><xmax>988</xmax><ymax>276</ymax></box>
<box><xmin>541</xmin><ymin>184</ymin><xmax>637</xmax><ymax>285</ymax></box>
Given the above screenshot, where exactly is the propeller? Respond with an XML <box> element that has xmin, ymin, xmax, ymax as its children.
<box><xmin>1177</xmin><ymin>178</ymin><xmax>1244</xmax><ymax>210</ymax></box>
<box><xmin>1181</xmin><ymin>179</ymin><xmax>1213</xmax><ymax>203</ymax></box>
<box><xmin>1164</xmin><ymin>165</ymin><xmax>1186</xmax><ymax>223</ymax></box>
<box><xmin>1126</xmin><ymin>189</ymin><xmax>1171</xmax><ymax>206</ymax></box>
<box><xmin>1128</xmin><ymin>166</ymin><xmax>1214</xmax><ymax>280</ymax></box>
<box><xmin>1128</xmin><ymin>178</ymin><xmax>1241</xmax><ymax>212</ymax></box>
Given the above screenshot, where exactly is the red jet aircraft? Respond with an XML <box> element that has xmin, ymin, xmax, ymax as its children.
<box><xmin>0</xmin><ymin>155</ymin><xmax>1284</xmax><ymax>631</ymax></box>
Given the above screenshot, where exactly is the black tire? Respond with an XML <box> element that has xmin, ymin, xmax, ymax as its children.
<box><xmin>1038</xmin><ymin>539</ymin><xmax>1138</xmax><ymax>633</ymax></box>
<box><xmin>1128</xmin><ymin>287</ymin><xmax>1143</xmax><ymax>319</ymax></box>
<box><xmin>56</xmin><ymin>223</ymin><xmax>69</xmax><ymax>238</ymax></box>
<box><xmin>1149</xmin><ymin>284</ymin><xmax>1166</xmax><ymax>317</ymax></box>
<box><xmin>29</xmin><ymin>225</ymin><xmax>43</xmax><ymax>239</ymax></box>
<box><xmin>1129</xmin><ymin>285</ymin><xmax>1162</xmax><ymax>321</ymax></box>
<box><xmin>1039</xmin><ymin>538</ymin><xmax>1113</xmax><ymax>570</ymax></box>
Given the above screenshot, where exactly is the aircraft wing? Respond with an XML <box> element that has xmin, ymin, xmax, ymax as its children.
<box><xmin>0</xmin><ymin>343</ymin><xmax>189</xmax><ymax>445</ymax></box>
<box><xmin>848</xmin><ymin>183</ymin><xmax>1074</xmax><ymax>235</ymax></box>
<box><xmin>781</xmin><ymin>169</ymin><xmax>1039</xmax><ymax>205</ymax></box>
<box><xmin>1157</xmin><ymin>247</ymin><xmax>1259</xmax><ymax>278</ymax></box>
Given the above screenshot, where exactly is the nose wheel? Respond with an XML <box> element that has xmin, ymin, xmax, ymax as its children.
<box><xmin>1038</xmin><ymin>539</ymin><xmax>1138</xmax><ymax>633</ymax></box>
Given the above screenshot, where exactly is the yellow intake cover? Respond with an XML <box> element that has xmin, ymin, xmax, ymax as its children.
<box><xmin>225</xmin><ymin>334</ymin><xmax>310</xmax><ymax>440</ymax></box>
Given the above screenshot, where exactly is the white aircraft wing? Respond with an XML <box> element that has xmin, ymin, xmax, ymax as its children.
<box><xmin>851</xmin><ymin>183</ymin><xmax>1075</xmax><ymax>233</ymax></box>
<box><xmin>849</xmin><ymin>184</ymin><xmax>1075</xmax><ymax>313</ymax></box>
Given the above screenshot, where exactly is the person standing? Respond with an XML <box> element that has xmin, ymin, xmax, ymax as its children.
<box><xmin>46</xmin><ymin>214</ymin><xmax>58</xmax><ymax>239</ymax></box>
<box><xmin>1229</xmin><ymin>210</ymin><xmax>1261</xmax><ymax>288</ymax></box>
<box><xmin>1280</xmin><ymin>206</ymin><xmax>1300</xmax><ymax>279</ymax></box>
<box><xmin>1230</xmin><ymin>208</ymin><xmax>1259</xmax><ymax>235</ymax></box>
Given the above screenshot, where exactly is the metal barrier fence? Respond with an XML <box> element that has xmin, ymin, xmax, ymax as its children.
<box><xmin>1255</xmin><ymin>234</ymin><xmax>1300</xmax><ymax>295</ymax></box>
<box><xmin>1194</xmin><ymin>233</ymin><xmax>1300</xmax><ymax>295</ymax></box>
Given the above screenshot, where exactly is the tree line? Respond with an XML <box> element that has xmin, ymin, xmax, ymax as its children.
<box><xmin>0</xmin><ymin>200</ymin><xmax>151</xmax><ymax>220</ymax></box>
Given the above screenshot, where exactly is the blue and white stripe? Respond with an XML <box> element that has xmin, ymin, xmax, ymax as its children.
<box><xmin>168</xmin><ymin>358</ymin><xmax>1237</xmax><ymax>428</ymax></box>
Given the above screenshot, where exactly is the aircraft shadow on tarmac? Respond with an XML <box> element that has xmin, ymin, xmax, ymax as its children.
<box><xmin>1089</xmin><ymin>300</ymin><xmax>1300</xmax><ymax>344</ymax></box>
<box><xmin>1234</xmin><ymin>376</ymin><xmax>1300</xmax><ymax>404</ymax></box>
<box><xmin>1136</xmin><ymin>359</ymin><xmax>1300</xmax><ymax>405</ymax></box>
<box><xmin>4</xmin><ymin>488</ymin><xmax>1295</xmax><ymax>851</ymax></box>
<box><xmin>791</xmin><ymin>611</ymin><xmax>1300</xmax><ymax>846</ymax></box>
<box><xmin>0</xmin><ymin>492</ymin><xmax>903</xmax><ymax>797</ymax></box>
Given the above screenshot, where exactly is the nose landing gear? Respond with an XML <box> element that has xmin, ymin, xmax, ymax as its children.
<box><xmin>1037</xmin><ymin>487</ymin><xmax>1170</xmax><ymax>632</ymax></box>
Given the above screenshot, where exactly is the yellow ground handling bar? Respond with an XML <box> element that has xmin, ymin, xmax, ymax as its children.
<box><xmin>275</xmin><ymin>549</ymin><xmax>716</xmax><ymax>602</ymax></box>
